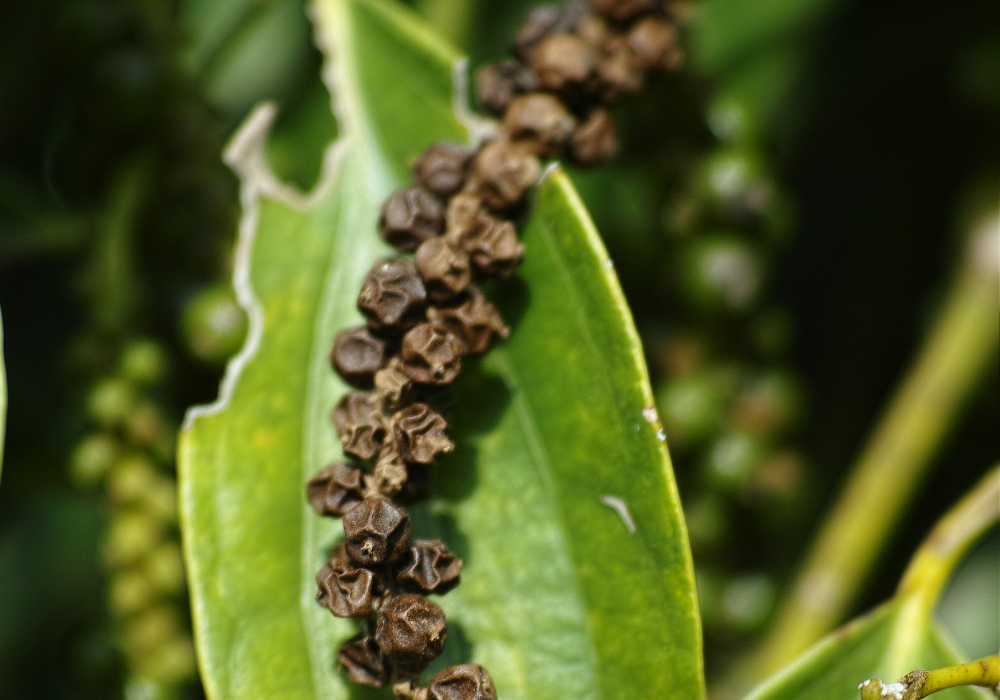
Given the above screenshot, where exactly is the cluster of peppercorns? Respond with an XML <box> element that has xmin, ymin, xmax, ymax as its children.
<box><xmin>307</xmin><ymin>1</ymin><xmax>682</xmax><ymax>697</ymax></box>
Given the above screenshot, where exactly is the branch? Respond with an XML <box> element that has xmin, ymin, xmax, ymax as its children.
<box><xmin>752</xmin><ymin>212</ymin><xmax>1000</xmax><ymax>677</ymax></box>
<box><xmin>858</xmin><ymin>656</ymin><xmax>1000</xmax><ymax>700</ymax></box>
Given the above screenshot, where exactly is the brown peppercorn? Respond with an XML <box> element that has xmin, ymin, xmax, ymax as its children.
<box><xmin>590</xmin><ymin>36</ymin><xmax>644</xmax><ymax>101</ymax></box>
<box><xmin>379</xmin><ymin>187</ymin><xmax>445</xmax><ymax>252</ymax></box>
<box><xmin>513</xmin><ymin>1</ymin><xmax>589</xmax><ymax>59</ymax></box>
<box><xmin>466</xmin><ymin>139</ymin><xmax>541</xmax><ymax>212</ymax></box>
<box><xmin>337</xmin><ymin>634</ymin><xmax>390</xmax><ymax>687</ymax></box>
<box><xmin>342</xmin><ymin>496</ymin><xmax>411</xmax><ymax>566</ymax></box>
<box><xmin>364</xmin><ymin>444</ymin><xmax>409</xmax><ymax>499</ymax></box>
<box><xmin>450</xmin><ymin>217</ymin><xmax>525</xmax><ymax>279</ymax></box>
<box><xmin>332</xmin><ymin>392</ymin><xmax>387</xmax><ymax>461</ymax></box>
<box><xmin>430</xmin><ymin>286</ymin><xmax>510</xmax><ymax>355</ymax></box>
<box><xmin>396</xmin><ymin>539</ymin><xmax>463</xmax><ymax>594</ymax></box>
<box><xmin>358</xmin><ymin>258</ymin><xmax>427</xmax><ymax>332</ymax></box>
<box><xmin>373</xmin><ymin>357</ymin><xmax>413</xmax><ymax>413</ymax></box>
<box><xmin>414</xmin><ymin>236</ymin><xmax>472</xmax><ymax>303</ymax></box>
<box><xmin>476</xmin><ymin>60</ymin><xmax>539</xmax><ymax>114</ymax></box>
<box><xmin>445</xmin><ymin>192</ymin><xmax>487</xmax><ymax>235</ymax></box>
<box><xmin>576</xmin><ymin>13</ymin><xmax>611</xmax><ymax>49</ymax></box>
<box><xmin>589</xmin><ymin>0</ymin><xmax>660</xmax><ymax>24</ymax></box>
<box><xmin>316</xmin><ymin>546</ymin><xmax>380</xmax><ymax>617</ymax></box>
<box><xmin>307</xmin><ymin>462</ymin><xmax>364</xmax><ymax>517</ymax></box>
<box><xmin>400</xmin><ymin>322</ymin><xmax>465</xmax><ymax>385</ymax></box>
<box><xmin>569</xmin><ymin>107</ymin><xmax>618</xmax><ymax>165</ymax></box>
<box><xmin>503</xmin><ymin>93</ymin><xmax>577</xmax><ymax>157</ymax></box>
<box><xmin>428</xmin><ymin>664</ymin><xmax>498</xmax><ymax>700</ymax></box>
<box><xmin>392</xmin><ymin>402</ymin><xmax>454</xmax><ymax>464</ymax></box>
<box><xmin>530</xmin><ymin>33</ymin><xmax>595</xmax><ymax>93</ymax></box>
<box><xmin>412</xmin><ymin>141</ymin><xmax>473</xmax><ymax>198</ymax></box>
<box><xmin>330</xmin><ymin>325</ymin><xmax>387</xmax><ymax>388</ymax></box>
<box><xmin>626</xmin><ymin>16</ymin><xmax>679</xmax><ymax>71</ymax></box>
<box><xmin>375</xmin><ymin>593</ymin><xmax>447</xmax><ymax>672</ymax></box>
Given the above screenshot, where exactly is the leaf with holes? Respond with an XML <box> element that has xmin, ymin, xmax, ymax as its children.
<box><xmin>178</xmin><ymin>0</ymin><xmax>703</xmax><ymax>698</ymax></box>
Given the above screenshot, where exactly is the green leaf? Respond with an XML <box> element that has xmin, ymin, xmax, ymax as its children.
<box><xmin>179</xmin><ymin>0</ymin><xmax>703</xmax><ymax>699</ymax></box>
<box><xmin>743</xmin><ymin>602</ymin><xmax>981</xmax><ymax>700</ymax></box>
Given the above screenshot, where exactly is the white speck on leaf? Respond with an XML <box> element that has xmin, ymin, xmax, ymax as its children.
<box><xmin>642</xmin><ymin>406</ymin><xmax>659</xmax><ymax>423</ymax></box>
<box><xmin>656</xmin><ymin>429</ymin><xmax>666</xmax><ymax>442</ymax></box>
<box><xmin>600</xmin><ymin>496</ymin><xmax>636</xmax><ymax>533</ymax></box>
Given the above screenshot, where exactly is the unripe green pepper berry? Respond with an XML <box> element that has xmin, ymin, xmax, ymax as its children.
<box><xmin>103</xmin><ymin>510</ymin><xmax>164</xmax><ymax>568</ymax></box>
<box><xmin>720</xmin><ymin>573</ymin><xmax>775</xmax><ymax>632</ymax></box>
<box><xmin>87</xmin><ymin>378</ymin><xmax>134</xmax><ymax>427</ymax></box>
<box><xmin>120</xmin><ymin>339</ymin><xmax>166</xmax><ymax>385</ymax></box>
<box><xmin>143</xmin><ymin>543</ymin><xmax>185</xmax><ymax>594</ymax></box>
<box><xmin>656</xmin><ymin>371</ymin><xmax>734</xmax><ymax>449</ymax></box>
<box><xmin>680</xmin><ymin>234</ymin><xmax>762</xmax><ymax>313</ymax></box>
<box><xmin>109</xmin><ymin>568</ymin><xmax>157</xmax><ymax>616</ymax></box>
<box><xmin>730</xmin><ymin>370</ymin><xmax>801</xmax><ymax>437</ymax></box>
<box><xmin>182</xmin><ymin>285</ymin><xmax>247</xmax><ymax>363</ymax></box>
<box><xmin>70</xmin><ymin>433</ymin><xmax>119</xmax><ymax>486</ymax></box>
<box><xmin>705</xmin><ymin>432</ymin><xmax>768</xmax><ymax>488</ymax></box>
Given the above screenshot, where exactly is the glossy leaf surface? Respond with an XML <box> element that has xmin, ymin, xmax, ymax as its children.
<box><xmin>179</xmin><ymin>0</ymin><xmax>702</xmax><ymax>699</ymax></box>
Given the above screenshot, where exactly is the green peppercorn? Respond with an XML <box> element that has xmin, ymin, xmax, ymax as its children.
<box><xmin>182</xmin><ymin>284</ymin><xmax>248</xmax><ymax>363</ymax></box>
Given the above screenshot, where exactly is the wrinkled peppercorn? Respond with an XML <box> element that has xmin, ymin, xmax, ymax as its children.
<box><xmin>466</xmin><ymin>139</ymin><xmax>541</xmax><ymax>211</ymax></box>
<box><xmin>373</xmin><ymin>357</ymin><xmax>413</xmax><ymax>412</ymax></box>
<box><xmin>430</xmin><ymin>286</ymin><xmax>509</xmax><ymax>355</ymax></box>
<box><xmin>375</xmin><ymin>593</ymin><xmax>447</xmax><ymax>672</ymax></box>
<box><xmin>503</xmin><ymin>93</ymin><xmax>577</xmax><ymax>156</ymax></box>
<box><xmin>445</xmin><ymin>193</ymin><xmax>488</xmax><ymax>237</ymax></box>
<box><xmin>332</xmin><ymin>392</ymin><xmax>386</xmax><ymax>461</ymax></box>
<box><xmin>307</xmin><ymin>462</ymin><xmax>365</xmax><ymax>517</ymax></box>
<box><xmin>530</xmin><ymin>33</ymin><xmax>595</xmax><ymax>93</ymax></box>
<box><xmin>343</xmin><ymin>496</ymin><xmax>411</xmax><ymax>566</ymax></box>
<box><xmin>316</xmin><ymin>546</ymin><xmax>380</xmax><ymax>617</ymax></box>
<box><xmin>626</xmin><ymin>16</ymin><xmax>679</xmax><ymax>71</ymax></box>
<box><xmin>396</xmin><ymin>539</ymin><xmax>463</xmax><ymax>594</ymax></box>
<box><xmin>379</xmin><ymin>187</ymin><xmax>445</xmax><ymax>252</ymax></box>
<box><xmin>476</xmin><ymin>60</ymin><xmax>538</xmax><ymax>114</ymax></box>
<box><xmin>589</xmin><ymin>0</ymin><xmax>659</xmax><ymax>23</ymax></box>
<box><xmin>413</xmin><ymin>142</ymin><xmax>473</xmax><ymax>198</ymax></box>
<box><xmin>449</xmin><ymin>216</ymin><xmax>525</xmax><ymax>279</ymax></box>
<box><xmin>414</xmin><ymin>237</ymin><xmax>472</xmax><ymax>302</ymax></box>
<box><xmin>392</xmin><ymin>403</ymin><xmax>454</xmax><ymax>464</ymax></box>
<box><xmin>366</xmin><ymin>445</ymin><xmax>410</xmax><ymax>498</ymax></box>
<box><xmin>590</xmin><ymin>37</ymin><xmax>644</xmax><ymax>101</ymax></box>
<box><xmin>337</xmin><ymin>634</ymin><xmax>390</xmax><ymax>687</ymax></box>
<box><xmin>330</xmin><ymin>325</ymin><xmax>387</xmax><ymax>388</ymax></box>
<box><xmin>513</xmin><ymin>1</ymin><xmax>589</xmax><ymax>59</ymax></box>
<box><xmin>428</xmin><ymin>664</ymin><xmax>498</xmax><ymax>700</ymax></box>
<box><xmin>569</xmin><ymin>107</ymin><xmax>618</xmax><ymax>165</ymax></box>
<box><xmin>400</xmin><ymin>322</ymin><xmax>465</xmax><ymax>385</ymax></box>
<box><xmin>358</xmin><ymin>259</ymin><xmax>428</xmax><ymax>331</ymax></box>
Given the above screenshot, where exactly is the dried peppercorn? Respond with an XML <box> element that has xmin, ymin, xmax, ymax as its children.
<box><xmin>513</xmin><ymin>0</ymin><xmax>589</xmax><ymax>59</ymax></box>
<box><xmin>626</xmin><ymin>16</ymin><xmax>679</xmax><ymax>71</ymax></box>
<box><xmin>307</xmin><ymin>462</ymin><xmax>365</xmax><ymax>517</ymax></box>
<box><xmin>569</xmin><ymin>107</ymin><xmax>618</xmax><ymax>165</ymax></box>
<box><xmin>392</xmin><ymin>403</ymin><xmax>454</xmax><ymax>464</ymax></box>
<box><xmin>358</xmin><ymin>259</ymin><xmax>428</xmax><ymax>332</ymax></box>
<box><xmin>400</xmin><ymin>322</ymin><xmax>465</xmax><ymax>385</ymax></box>
<box><xmin>375</xmin><ymin>593</ymin><xmax>447</xmax><ymax>672</ymax></box>
<box><xmin>342</xmin><ymin>496</ymin><xmax>411</xmax><ymax>566</ymax></box>
<box><xmin>373</xmin><ymin>357</ymin><xmax>413</xmax><ymax>413</ymax></box>
<box><xmin>590</xmin><ymin>37</ymin><xmax>644</xmax><ymax>101</ymax></box>
<box><xmin>366</xmin><ymin>445</ymin><xmax>410</xmax><ymax>498</ymax></box>
<box><xmin>589</xmin><ymin>0</ymin><xmax>660</xmax><ymax>24</ymax></box>
<box><xmin>316</xmin><ymin>546</ymin><xmax>380</xmax><ymax>617</ymax></box>
<box><xmin>330</xmin><ymin>325</ymin><xmax>387</xmax><ymax>388</ymax></box>
<box><xmin>396</xmin><ymin>539</ymin><xmax>462</xmax><ymax>594</ymax></box>
<box><xmin>530</xmin><ymin>33</ymin><xmax>595</xmax><ymax>93</ymax></box>
<box><xmin>430</xmin><ymin>286</ymin><xmax>509</xmax><ymax>355</ymax></box>
<box><xmin>466</xmin><ymin>139</ymin><xmax>541</xmax><ymax>211</ymax></box>
<box><xmin>414</xmin><ymin>237</ymin><xmax>472</xmax><ymax>302</ymax></box>
<box><xmin>428</xmin><ymin>664</ymin><xmax>498</xmax><ymax>700</ymax></box>
<box><xmin>476</xmin><ymin>60</ymin><xmax>538</xmax><ymax>114</ymax></box>
<box><xmin>379</xmin><ymin>187</ymin><xmax>445</xmax><ymax>252</ymax></box>
<box><xmin>413</xmin><ymin>142</ymin><xmax>473</xmax><ymax>199</ymax></box>
<box><xmin>450</xmin><ymin>216</ymin><xmax>525</xmax><ymax>279</ymax></box>
<box><xmin>337</xmin><ymin>634</ymin><xmax>390</xmax><ymax>687</ymax></box>
<box><xmin>503</xmin><ymin>93</ymin><xmax>577</xmax><ymax>157</ymax></box>
<box><xmin>445</xmin><ymin>192</ymin><xmax>486</xmax><ymax>235</ymax></box>
<box><xmin>332</xmin><ymin>392</ymin><xmax>387</xmax><ymax>461</ymax></box>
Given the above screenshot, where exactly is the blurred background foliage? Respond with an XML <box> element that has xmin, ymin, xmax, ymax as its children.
<box><xmin>0</xmin><ymin>0</ymin><xmax>997</xmax><ymax>697</ymax></box>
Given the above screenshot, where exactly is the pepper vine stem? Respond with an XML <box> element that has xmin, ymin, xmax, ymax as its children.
<box><xmin>753</xmin><ymin>214</ymin><xmax>1000</xmax><ymax>678</ymax></box>
<box><xmin>858</xmin><ymin>655</ymin><xmax>1000</xmax><ymax>700</ymax></box>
